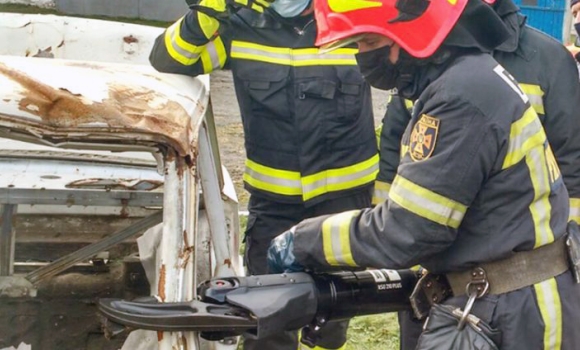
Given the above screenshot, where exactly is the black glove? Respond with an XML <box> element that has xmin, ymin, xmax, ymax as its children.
<box><xmin>192</xmin><ymin>0</ymin><xmax>273</xmax><ymax>16</ymax></box>
<box><xmin>267</xmin><ymin>227</ymin><xmax>305</xmax><ymax>273</ymax></box>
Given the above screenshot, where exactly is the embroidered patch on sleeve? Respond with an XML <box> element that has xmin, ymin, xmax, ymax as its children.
<box><xmin>410</xmin><ymin>114</ymin><xmax>439</xmax><ymax>161</ymax></box>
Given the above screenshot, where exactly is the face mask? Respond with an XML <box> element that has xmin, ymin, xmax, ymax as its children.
<box><xmin>270</xmin><ymin>0</ymin><xmax>311</xmax><ymax>18</ymax></box>
<box><xmin>575</xmin><ymin>23</ymin><xmax>580</xmax><ymax>41</ymax></box>
<box><xmin>355</xmin><ymin>45</ymin><xmax>399</xmax><ymax>90</ymax></box>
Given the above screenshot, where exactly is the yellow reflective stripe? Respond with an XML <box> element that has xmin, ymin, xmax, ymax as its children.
<box><xmin>372</xmin><ymin>180</ymin><xmax>391</xmax><ymax>205</ymax></box>
<box><xmin>389</xmin><ymin>175</ymin><xmax>467</xmax><ymax>228</ymax></box>
<box><xmin>302</xmin><ymin>154</ymin><xmax>379</xmax><ymax>201</ymax></box>
<box><xmin>503</xmin><ymin>107</ymin><xmax>545</xmax><ymax>168</ymax></box>
<box><xmin>200</xmin><ymin>36</ymin><xmax>227</xmax><ymax>73</ymax></box>
<box><xmin>503</xmin><ymin>107</ymin><xmax>554</xmax><ymax>247</ymax></box>
<box><xmin>322</xmin><ymin>210</ymin><xmax>360</xmax><ymax>266</ymax></box>
<box><xmin>231</xmin><ymin>41</ymin><xmax>358</xmax><ymax>66</ymax></box>
<box><xmin>534</xmin><ymin>278</ymin><xmax>562</xmax><ymax>350</ymax></box>
<box><xmin>404</xmin><ymin>99</ymin><xmax>414</xmax><ymax>109</ymax></box>
<box><xmin>375</xmin><ymin>124</ymin><xmax>382</xmax><ymax>148</ymax></box>
<box><xmin>198</xmin><ymin>12</ymin><xmax>219</xmax><ymax>39</ymax></box>
<box><xmin>545</xmin><ymin>144</ymin><xmax>561</xmax><ymax>184</ymax></box>
<box><xmin>570</xmin><ymin>198</ymin><xmax>580</xmax><ymax>224</ymax></box>
<box><xmin>164</xmin><ymin>17</ymin><xmax>205</xmax><ymax>65</ymax></box>
<box><xmin>243</xmin><ymin>159</ymin><xmax>302</xmax><ymax>195</ymax></box>
<box><xmin>520</xmin><ymin>83</ymin><xmax>545</xmax><ymax>115</ymax></box>
<box><xmin>527</xmin><ymin>146</ymin><xmax>555</xmax><ymax>247</ymax></box>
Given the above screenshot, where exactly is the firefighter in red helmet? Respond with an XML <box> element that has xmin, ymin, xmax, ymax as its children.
<box><xmin>268</xmin><ymin>0</ymin><xmax>580</xmax><ymax>349</ymax></box>
<box><xmin>373</xmin><ymin>0</ymin><xmax>580</xmax><ymax>347</ymax></box>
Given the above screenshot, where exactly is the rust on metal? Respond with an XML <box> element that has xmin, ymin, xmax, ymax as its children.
<box><xmin>123</xmin><ymin>35</ymin><xmax>138</xmax><ymax>44</ymax></box>
<box><xmin>179</xmin><ymin>230</ymin><xmax>194</xmax><ymax>268</ymax></box>
<box><xmin>157</xmin><ymin>331</ymin><xmax>164</xmax><ymax>342</ymax></box>
<box><xmin>120</xmin><ymin>198</ymin><xmax>129</xmax><ymax>218</ymax></box>
<box><xmin>158</xmin><ymin>264</ymin><xmax>166</xmax><ymax>302</ymax></box>
<box><xmin>0</xmin><ymin>62</ymin><xmax>197</xmax><ymax>157</ymax></box>
<box><xmin>223</xmin><ymin>258</ymin><xmax>232</xmax><ymax>268</ymax></box>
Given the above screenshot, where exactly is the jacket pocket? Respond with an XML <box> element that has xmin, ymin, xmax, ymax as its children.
<box><xmin>335</xmin><ymin>67</ymin><xmax>366</xmax><ymax>121</ymax></box>
<box><xmin>235</xmin><ymin>62</ymin><xmax>291</xmax><ymax>120</ymax></box>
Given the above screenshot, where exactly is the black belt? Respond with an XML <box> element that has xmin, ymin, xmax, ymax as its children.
<box><xmin>446</xmin><ymin>234</ymin><xmax>569</xmax><ymax>296</ymax></box>
<box><xmin>410</xmin><ymin>234</ymin><xmax>571</xmax><ymax>320</ymax></box>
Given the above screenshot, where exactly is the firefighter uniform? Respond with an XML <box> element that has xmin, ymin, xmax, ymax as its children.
<box><xmin>374</xmin><ymin>13</ymin><xmax>580</xmax><ymax>228</ymax></box>
<box><xmin>290</xmin><ymin>51</ymin><xmax>580</xmax><ymax>349</ymax></box>
<box><xmin>149</xmin><ymin>3</ymin><xmax>377</xmax><ymax>349</ymax></box>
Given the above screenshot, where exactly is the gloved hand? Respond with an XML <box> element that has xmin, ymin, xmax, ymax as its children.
<box><xmin>192</xmin><ymin>0</ymin><xmax>273</xmax><ymax>19</ymax></box>
<box><xmin>227</xmin><ymin>0</ymin><xmax>274</xmax><ymax>13</ymax></box>
<box><xmin>267</xmin><ymin>227</ymin><xmax>305</xmax><ymax>273</ymax></box>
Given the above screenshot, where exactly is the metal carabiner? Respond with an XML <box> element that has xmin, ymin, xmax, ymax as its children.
<box><xmin>457</xmin><ymin>290</ymin><xmax>477</xmax><ymax>330</ymax></box>
<box><xmin>457</xmin><ymin>267</ymin><xmax>490</xmax><ymax>330</ymax></box>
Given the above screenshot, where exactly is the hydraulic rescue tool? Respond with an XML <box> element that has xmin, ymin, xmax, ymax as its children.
<box><xmin>99</xmin><ymin>269</ymin><xmax>420</xmax><ymax>345</ymax></box>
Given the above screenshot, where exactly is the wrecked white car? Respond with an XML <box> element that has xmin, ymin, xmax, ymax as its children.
<box><xmin>0</xmin><ymin>13</ymin><xmax>241</xmax><ymax>350</ymax></box>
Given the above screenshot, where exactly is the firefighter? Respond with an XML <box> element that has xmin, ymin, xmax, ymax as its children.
<box><xmin>148</xmin><ymin>0</ymin><xmax>378</xmax><ymax>349</ymax></box>
<box><xmin>268</xmin><ymin>0</ymin><xmax>580</xmax><ymax>349</ymax></box>
<box><xmin>372</xmin><ymin>1</ymin><xmax>580</xmax><ymax>347</ymax></box>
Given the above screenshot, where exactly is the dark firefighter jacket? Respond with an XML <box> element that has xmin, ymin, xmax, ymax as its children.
<box><xmin>373</xmin><ymin>14</ymin><xmax>580</xmax><ymax>226</ymax></box>
<box><xmin>292</xmin><ymin>51</ymin><xmax>578</xmax><ymax>349</ymax></box>
<box><xmin>149</xmin><ymin>6</ymin><xmax>378</xmax><ymax>205</ymax></box>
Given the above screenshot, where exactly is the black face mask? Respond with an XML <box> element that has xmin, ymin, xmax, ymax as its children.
<box><xmin>355</xmin><ymin>45</ymin><xmax>398</xmax><ymax>90</ymax></box>
<box><xmin>575</xmin><ymin>23</ymin><xmax>580</xmax><ymax>41</ymax></box>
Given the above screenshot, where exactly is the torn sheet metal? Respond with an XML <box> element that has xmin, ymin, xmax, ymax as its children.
<box><xmin>0</xmin><ymin>14</ymin><xmax>211</xmax><ymax>160</ymax></box>
<box><xmin>0</xmin><ymin>55</ymin><xmax>209</xmax><ymax>158</ymax></box>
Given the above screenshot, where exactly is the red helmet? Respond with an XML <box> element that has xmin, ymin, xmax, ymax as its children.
<box><xmin>315</xmin><ymin>0</ymin><xmax>469</xmax><ymax>58</ymax></box>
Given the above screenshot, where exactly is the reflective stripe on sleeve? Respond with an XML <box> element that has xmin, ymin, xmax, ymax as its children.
<box><xmin>534</xmin><ymin>278</ymin><xmax>563</xmax><ymax>350</ymax></box>
<box><xmin>389</xmin><ymin>175</ymin><xmax>467</xmax><ymax>229</ymax></box>
<box><xmin>569</xmin><ymin>198</ymin><xmax>580</xmax><ymax>224</ymax></box>
<box><xmin>231</xmin><ymin>41</ymin><xmax>358</xmax><ymax>66</ymax></box>
<box><xmin>200</xmin><ymin>36</ymin><xmax>227</xmax><ymax>73</ymax></box>
<box><xmin>527</xmin><ymin>145</ymin><xmax>555</xmax><ymax>247</ymax></box>
<box><xmin>502</xmin><ymin>106</ymin><xmax>555</xmax><ymax>247</ymax></box>
<box><xmin>164</xmin><ymin>17</ymin><xmax>204</xmax><ymax>65</ymax></box>
<box><xmin>520</xmin><ymin>83</ymin><xmax>545</xmax><ymax>116</ymax></box>
<box><xmin>503</xmin><ymin>107</ymin><xmax>546</xmax><ymax>168</ymax></box>
<box><xmin>372</xmin><ymin>180</ymin><xmax>391</xmax><ymax>205</ymax></box>
<box><xmin>321</xmin><ymin>210</ymin><xmax>361</xmax><ymax>267</ymax></box>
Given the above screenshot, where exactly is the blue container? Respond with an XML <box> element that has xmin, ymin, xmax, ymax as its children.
<box><xmin>513</xmin><ymin>0</ymin><xmax>566</xmax><ymax>42</ymax></box>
